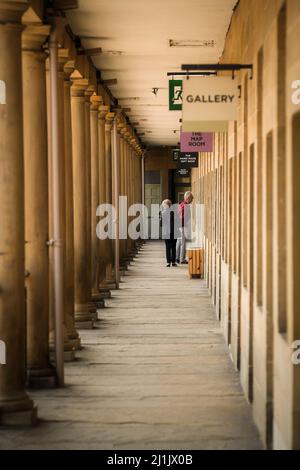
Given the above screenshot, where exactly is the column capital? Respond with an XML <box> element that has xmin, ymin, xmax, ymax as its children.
<box><xmin>64</xmin><ymin>60</ymin><xmax>75</xmax><ymax>88</ymax></box>
<box><xmin>117</xmin><ymin>121</ymin><xmax>126</xmax><ymax>136</ymax></box>
<box><xmin>90</xmin><ymin>94</ymin><xmax>102</xmax><ymax>111</ymax></box>
<box><xmin>83</xmin><ymin>88</ymin><xmax>94</xmax><ymax>111</ymax></box>
<box><xmin>57</xmin><ymin>49</ymin><xmax>71</xmax><ymax>74</ymax></box>
<box><xmin>64</xmin><ymin>59</ymin><xmax>75</xmax><ymax>76</ymax></box>
<box><xmin>120</xmin><ymin>126</ymin><xmax>127</xmax><ymax>136</ymax></box>
<box><xmin>99</xmin><ymin>105</ymin><xmax>110</xmax><ymax>121</ymax></box>
<box><xmin>105</xmin><ymin>112</ymin><xmax>115</xmax><ymax>131</ymax></box>
<box><xmin>124</xmin><ymin>130</ymin><xmax>131</xmax><ymax>143</ymax></box>
<box><xmin>71</xmin><ymin>78</ymin><xmax>89</xmax><ymax>98</ymax></box>
<box><xmin>0</xmin><ymin>1</ymin><xmax>28</xmax><ymax>24</ymax></box>
<box><xmin>22</xmin><ymin>24</ymin><xmax>50</xmax><ymax>54</ymax></box>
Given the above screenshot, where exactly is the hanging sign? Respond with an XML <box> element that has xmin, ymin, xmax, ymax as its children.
<box><xmin>180</xmin><ymin>131</ymin><xmax>213</xmax><ymax>152</ymax></box>
<box><xmin>182</xmin><ymin>76</ymin><xmax>239</xmax><ymax>131</ymax></box>
<box><xmin>169</xmin><ymin>80</ymin><xmax>182</xmax><ymax>110</ymax></box>
<box><xmin>177</xmin><ymin>167</ymin><xmax>190</xmax><ymax>177</ymax></box>
<box><xmin>172</xmin><ymin>148</ymin><xmax>180</xmax><ymax>161</ymax></box>
<box><xmin>178</xmin><ymin>152</ymin><xmax>198</xmax><ymax>168</ymax></box>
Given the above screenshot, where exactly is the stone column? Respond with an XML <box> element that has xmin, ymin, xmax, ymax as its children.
<box><xmin>98</xmin><ymin>105</ymin><xmax>110</xmax><ymax>293</ymax></box>
<box><xmin>0</xmin><ymin>0</ymin><xmax>36</xmax><ymax>424</ymax></box>
<box><xmin>118</xmin><ymin>125</ymin><xmax>125</xmax><ymax>265</ymax></box>
<box><xmin>123</xmin><ymin>135</ymin><xmax>130</xmax><ymax>259</ymax></box>
<box><xmin>90</xmin><ymin>95</ymin><xmax>103</xmax><ymax>306</ymax></box>
<box><xmin>105</xmin><ymin>111</ymin><xmax>115</xmax><ymax>285</ymax></box>
<box><xmin>49</xmin><ymin>53</ymin><xmax>75</xmax><ymax>359</ymax></box>
<box><xmin>127</xmin><ymin>139</ymin><xmax>134</xmax><ymax>255</ymax></box>
<box><xmin>63</xmin><ymin>63</ymin><xmax>80</xmax><ymax>349</ymax></box>
<box><xmin>71</xmin><ymin>82</ymin><xmax>94</xmax><ymax>328</ymax></box>
<box><xmin>22</xmin><ymin>24</ymin><xmax>56</xmax><ymax>387</ymax></box>
<box><xmin>84</xmin><ymin>89</ymin><xmax>97</xmax><ymax>315</ymax></box>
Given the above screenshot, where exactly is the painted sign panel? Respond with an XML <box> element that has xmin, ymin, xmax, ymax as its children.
<box><xmin>177</xmin><ymin>167</ymin><xmax>190</xmax><ymax>177</ymax></box>
<box><xmin>182</xmin><ymin>76</ymin><xmax>238</xmax><ymax>131</ymax></box>
<box><xmin>178</xmin><ymin>152</ymin><xmax>198</xmax><ymax>168</ymax></box>
<box><xmin>169</xmin><ymin>80</ymin><xmax>182</xmax><ymax>111</ymax></box>
<box><xmin>172</xmin><ymin>149</ymin><xmax>180</xmax><ymax>161</ymax></box>
<box><xmin>180</xmin><ymin>131</ymin><xmax>213</xmax><ymax>152</ymax></box>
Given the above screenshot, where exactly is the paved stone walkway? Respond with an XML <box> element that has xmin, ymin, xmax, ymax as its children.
<box><xmin>0</xmin><ymin>241</ymin><xmax>262</xmax><ymax>449</ymax></box>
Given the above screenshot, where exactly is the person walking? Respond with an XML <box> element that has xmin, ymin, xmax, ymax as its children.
<box><xmin>176</xmin><ymin>191</ymin><xmax>194</xmax><ymax>264</ymax></box>
<box><xmin>161</xmin><ymin>199</ymin><xmax>177</xmax><ymax>267</ymax></box>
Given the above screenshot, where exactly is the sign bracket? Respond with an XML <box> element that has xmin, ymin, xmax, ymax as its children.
<box><xmin>167</xmin><ymin>72</ymin><xmax>217</xmax><ymax>77</ymax></box>
<box><xmin>181</xmin><ymin>63</ymin><xmax>253</xmax><ymax>80</ymax></box>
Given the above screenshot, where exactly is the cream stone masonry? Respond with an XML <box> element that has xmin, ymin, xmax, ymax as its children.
<box><xmin>190</xmin><ymin>0</ymin><xmax>300</xmax><ymax>450</ymax></box>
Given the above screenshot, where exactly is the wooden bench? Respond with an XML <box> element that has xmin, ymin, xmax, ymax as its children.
<box><xmin>187</xmin><ymin>248</ymin><xmax>204</xmax><ymax>279</ymax></box>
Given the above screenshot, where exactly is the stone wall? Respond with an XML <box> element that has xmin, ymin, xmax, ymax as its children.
<box><xmin>191</xmin><ymin>0</ymin><xmax>300</xmax><ymax>449</ymax></box>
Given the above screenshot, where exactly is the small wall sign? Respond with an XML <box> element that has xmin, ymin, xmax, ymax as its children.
<box><xmin>169</xmin><ymin>80</ymin><xmax>182</xmax><ymax>111</ymax></box>
<box><xmin>178</xmin><ymin>152</ymin><xmax>198</xmax><ymax>168</ymax></box>
<box><xmin>180</xmin><ymin>131</ymin><xmax>213</xmax><ymax>152</ymax></box>
<box><xmin>177</xmin><ymin>167</ymin><xmax>191</xmax><ymax>177</ymax></box>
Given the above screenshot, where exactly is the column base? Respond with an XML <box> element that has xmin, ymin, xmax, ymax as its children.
<box><xmin>88</xmin><ymin>304</ymin><xmax>98</xmax><ymax>322</ymax></box>
<box><xmin>75</xmin><ymin>303</ymin><xmax>95</xmax><ymax>329</ymax></box>
<box><xmin>0</xmin><ymin>394</ymin><xmax>37</xmax><ymax>426</ymax></box>
<box><xmin>91</xmin><ymin>295</ymin><xmax>105</xmax><ymax>309</ymax></box>
<box><xmin>27</xmin><ymin>366</ymin><xmax>56</xmax><ymax>389</ymax></box>
<box><xmin>68</xmin><ymin>336</ymin><xmax>81</xmax><ymax>350</ymax></box>
<box><xmin>123</xmin><ymin>256</ymin><xmax>135</xmax><ymax>262</ymax></box>
<box><xmin>98</xmin><ymin>286</ymin><xmax>111</xmax><ymax>298</ymax></box>
<box><xmin>75</xmin><ymin>320</ymin><xmax>94</xmax><ymax>329</ymax></box>
<box><xmin>67</xmin><ymin>327</ymin><xmax>81</xmax><ymax>350</ymax></box>
<box><xmin>120</xmin><ymin>264</ymin><xmax>129</xmax><ymax>272</ymax></box>
<box><xmin>50</xmin><ymin>348</ymin><xmax>75</xmax><ymax>363</ymax></box>
<box><xmin>64</xmin><ymin>350</ymin><xmax>75</xmax><ymax>362</ymax></box>
<box><xmin>104</xmin><ymin>280</ymin><xmax>117</xmax><ymax>290</ymax></box>
<box><xmin>0</xmin><ymin>406</ymin><xmax>38</xmax><ymax>426</ymax></box>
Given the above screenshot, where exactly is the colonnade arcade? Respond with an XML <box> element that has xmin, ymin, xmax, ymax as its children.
<box><xmin>0</xmin><ymin>1</ymin><xmax>143</xmax><ymax>424</ymax></box>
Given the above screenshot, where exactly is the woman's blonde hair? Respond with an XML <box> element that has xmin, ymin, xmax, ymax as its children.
<box><xmin>161</xmin><ymin>199</ymin><xmax>172</xmax><ymax>208</ymax></box>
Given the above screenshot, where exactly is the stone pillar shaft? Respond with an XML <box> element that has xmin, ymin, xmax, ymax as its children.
<box><xmin>22</xmin><ymin>25</ymin><xmax>56</xmax><ymax>387</ymax></box>
<box><xmin>50</xmin><ymin>56</ymin><xmax>75</xmax><ymax>359</ymax></box>
<box><xmin>84</xmin><ymin>91</ymin><xmax>93</xmax><ymax>300</ymax></box>
<box><xmin>0</xmin><ymin>0</ymin><xmax>36</xmax><ymax>424</ymax></box>
<box><xmin>71</xmin><ymin>84</ymin><xmax>94</xmax><ymax>328</ymax></box>
<box><xmin>98</xmin><ymin>106</ymin><xmax>108</xmax><ymax>287</ymax></box>
<box><xmin>104</xmin><ymin>112</ymin><xmax>115</xmax><ymax>282</ymax></box>
<box><xmin>63</xmin><ymin>66</ymin><xmax>80</xmax><ymax>349</ymax></box>
<box><xmin>90</xmin><ymin>96</ymin><xmax>102</xmax><ymax>299</ymax></box>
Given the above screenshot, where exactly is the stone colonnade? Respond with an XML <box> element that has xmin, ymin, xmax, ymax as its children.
<box><xmin>0</xmin><ymin>3</ymin><xmax>143</xmax><ymax>424</ymax></box>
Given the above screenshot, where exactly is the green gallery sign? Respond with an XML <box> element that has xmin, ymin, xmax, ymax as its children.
<box><xmin>169</xmin><ymin>80</ymin><xmax>182</xmax><ymax>111</ymax></box>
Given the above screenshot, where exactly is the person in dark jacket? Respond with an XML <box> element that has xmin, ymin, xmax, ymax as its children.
<box><xmin>161</xmin><ymin>199</ymin><xmax>177</xmax><ymax>267</ymax></box>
